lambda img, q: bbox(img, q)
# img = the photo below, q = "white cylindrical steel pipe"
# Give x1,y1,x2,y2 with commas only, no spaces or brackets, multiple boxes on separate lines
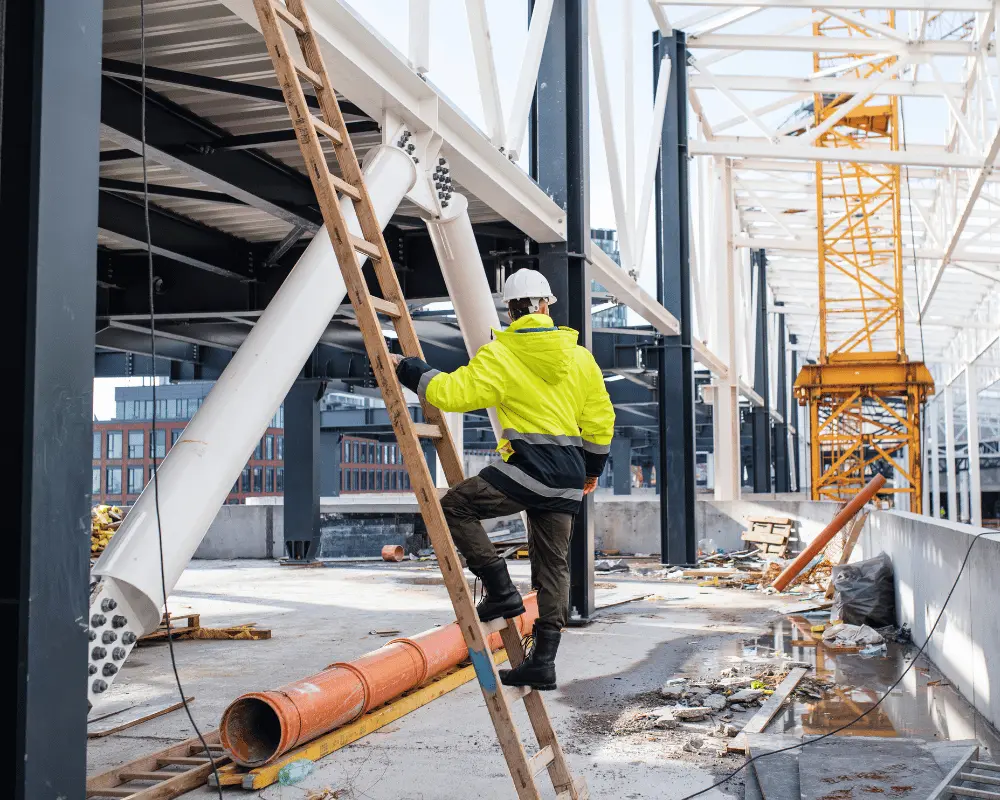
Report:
93,145,416,633
425,193,504,440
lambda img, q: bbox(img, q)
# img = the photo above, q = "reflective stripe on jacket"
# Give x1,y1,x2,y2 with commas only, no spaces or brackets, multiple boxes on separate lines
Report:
396,313,615,512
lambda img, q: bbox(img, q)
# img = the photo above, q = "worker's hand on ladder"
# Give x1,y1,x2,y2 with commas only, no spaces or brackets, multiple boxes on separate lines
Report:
389,352,403,368
583,477,598,495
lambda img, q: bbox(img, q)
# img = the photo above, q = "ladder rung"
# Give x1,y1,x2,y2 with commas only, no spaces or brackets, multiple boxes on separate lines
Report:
349,235,383,260
156,757,210,766
87,790,136,799
118,771,175,782
528,746,555,777
190,743,225,753
370,297,402,318
330,173,361,201
504,685,533,702
312,115,343,145
949,789,1000,799
974,764,1000,773
412,423,442,439
482,617,509,635
271,1,306,34
962,773,1000,788
294,62,324,90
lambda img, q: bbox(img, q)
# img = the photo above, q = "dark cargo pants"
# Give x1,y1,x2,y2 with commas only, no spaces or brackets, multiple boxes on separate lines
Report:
440,475,574,631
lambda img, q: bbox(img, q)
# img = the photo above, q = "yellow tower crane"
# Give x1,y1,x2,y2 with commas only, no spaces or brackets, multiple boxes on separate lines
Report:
793,10,934,512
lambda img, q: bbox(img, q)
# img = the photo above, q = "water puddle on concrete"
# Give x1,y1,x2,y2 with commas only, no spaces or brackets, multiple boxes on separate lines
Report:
687,613,999,753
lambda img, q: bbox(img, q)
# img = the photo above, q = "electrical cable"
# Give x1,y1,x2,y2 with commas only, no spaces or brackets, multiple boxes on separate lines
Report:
678,525,995,800
139,2,224,795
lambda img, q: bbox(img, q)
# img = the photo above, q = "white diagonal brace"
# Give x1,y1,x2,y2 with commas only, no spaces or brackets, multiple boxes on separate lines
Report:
635,55,671,276
648,0,672,35
589,0,634,272
692,59,780,142
920,123,1000,315
464,0,506,147
408,0,430,75
505,0,553,160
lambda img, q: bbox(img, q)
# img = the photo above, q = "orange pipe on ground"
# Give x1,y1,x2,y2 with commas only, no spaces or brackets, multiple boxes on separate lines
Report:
381,545,404,562
220,593,538,767
770,474,886,592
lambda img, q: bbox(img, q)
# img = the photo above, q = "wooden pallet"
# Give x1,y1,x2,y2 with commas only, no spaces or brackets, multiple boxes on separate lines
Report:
138,612,270,644
249,3,587,797
742,516,793,556
86,733,229,799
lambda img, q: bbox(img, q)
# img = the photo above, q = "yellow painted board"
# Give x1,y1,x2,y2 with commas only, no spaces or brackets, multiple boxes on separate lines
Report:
222,650,509,790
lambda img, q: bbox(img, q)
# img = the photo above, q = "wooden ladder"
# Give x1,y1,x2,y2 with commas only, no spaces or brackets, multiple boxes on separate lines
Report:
250,2,587,798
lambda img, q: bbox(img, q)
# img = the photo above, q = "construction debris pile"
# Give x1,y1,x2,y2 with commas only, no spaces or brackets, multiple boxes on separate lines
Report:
610,661,813,758
91,505,123,557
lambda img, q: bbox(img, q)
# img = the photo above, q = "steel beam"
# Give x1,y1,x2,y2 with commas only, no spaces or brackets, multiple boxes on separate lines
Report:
532,0,595,620
751,250,773,493
773,308,790,492
100,77,322,232
944,383,958,521
966,366,982,527
2,0,101,795
655,31,697,565
98,191,253,279
612,436,633,495
284,379,326,562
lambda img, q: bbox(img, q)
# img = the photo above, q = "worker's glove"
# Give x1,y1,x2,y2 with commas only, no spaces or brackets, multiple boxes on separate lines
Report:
583,477,598,496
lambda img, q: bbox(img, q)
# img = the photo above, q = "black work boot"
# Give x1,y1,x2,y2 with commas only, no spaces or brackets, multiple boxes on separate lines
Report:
471,559,525,623
499,623,560,691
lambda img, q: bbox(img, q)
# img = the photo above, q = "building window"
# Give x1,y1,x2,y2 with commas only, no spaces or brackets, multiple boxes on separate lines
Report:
149,429,166,459
116,401,125,419
92,467,101,494
127,430,144,459
265,435,274,460
277,435,284,460
242,467,251,493
252,466,263,493
276,467,284,492
368,444,375,463
352,470,359,491
106,466,122,495
361,470,368,491
403,472,410,490
271,404,284,428
127,466,144,494
149,464,156,481
376,471,383,491
391,471,398,490
352,442,359,463
106,431,123,460
93,432,101,460
265,467,274,492
369,469,375,490
253,438,262,460
171,429,182,446
360,443,367,464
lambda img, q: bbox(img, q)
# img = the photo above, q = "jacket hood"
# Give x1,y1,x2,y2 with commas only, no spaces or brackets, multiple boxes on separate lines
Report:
494,314,579,385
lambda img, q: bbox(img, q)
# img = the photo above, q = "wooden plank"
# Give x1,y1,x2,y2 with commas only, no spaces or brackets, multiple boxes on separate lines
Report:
330,173,361,201
528,746,555,776
742,529,789,545
369,296,401,318
270,1,305,33
87,790,136,798
127,761,227,800
311,115,343,145
293,61,324,89
222,654,508,790
117,771,176,781
727,667,808,754
412,422,442,439
156,757,210,766
87,697,192,738
747,516,792,525
349,234,382,260
87,731,222,792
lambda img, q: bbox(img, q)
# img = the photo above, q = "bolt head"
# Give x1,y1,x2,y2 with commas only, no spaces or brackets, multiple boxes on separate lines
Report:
92,680,108,694
112,615,128,629
89,664,98,676
91,647,107,660
102,663,118,677
101,598,118,612
91,614,106,628
102,631,117,644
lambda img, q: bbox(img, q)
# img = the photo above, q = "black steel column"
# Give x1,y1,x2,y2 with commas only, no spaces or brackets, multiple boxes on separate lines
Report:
750,249,772,493
319,431,342,497
654,32,697,565
612,435,632,495
2,0,101,796
790,342,801,491
531,0,594,620
773,307,790,492
284,380,325,561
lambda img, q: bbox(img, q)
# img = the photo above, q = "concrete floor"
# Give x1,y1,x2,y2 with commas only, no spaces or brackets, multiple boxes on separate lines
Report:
86,560,809,799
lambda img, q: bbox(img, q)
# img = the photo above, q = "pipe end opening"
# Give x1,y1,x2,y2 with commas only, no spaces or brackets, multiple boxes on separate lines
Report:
223,697,283,767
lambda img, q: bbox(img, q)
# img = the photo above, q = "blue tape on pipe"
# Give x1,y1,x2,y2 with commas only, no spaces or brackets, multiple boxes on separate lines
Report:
468,647,497,694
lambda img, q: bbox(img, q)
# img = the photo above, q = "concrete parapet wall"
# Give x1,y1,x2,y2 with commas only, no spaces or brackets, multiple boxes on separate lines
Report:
195,505,284,559
860,510,1000,735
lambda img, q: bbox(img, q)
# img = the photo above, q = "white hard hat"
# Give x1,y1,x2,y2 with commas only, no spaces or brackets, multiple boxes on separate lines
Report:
502,268,557,305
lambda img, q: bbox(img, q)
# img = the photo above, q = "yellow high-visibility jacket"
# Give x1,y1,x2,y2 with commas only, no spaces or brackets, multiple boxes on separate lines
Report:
396,314,615,512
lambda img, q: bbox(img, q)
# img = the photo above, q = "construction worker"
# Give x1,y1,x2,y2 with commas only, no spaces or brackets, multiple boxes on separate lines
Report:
392,268,615,690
